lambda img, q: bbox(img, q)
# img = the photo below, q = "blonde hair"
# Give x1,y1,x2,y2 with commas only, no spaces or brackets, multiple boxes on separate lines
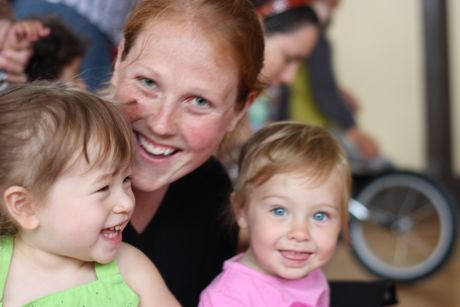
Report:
233,121,351,236
0,81,133,234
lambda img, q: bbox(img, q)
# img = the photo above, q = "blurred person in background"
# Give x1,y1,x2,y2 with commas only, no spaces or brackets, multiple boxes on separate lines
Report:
25,16,86,89
221,0,320,180
0,0,49,90
289,0,381,164
13,0,138,91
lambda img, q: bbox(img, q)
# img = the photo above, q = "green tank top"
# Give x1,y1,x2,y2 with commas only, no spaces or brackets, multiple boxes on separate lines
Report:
0,236,139,307
289,62,330,128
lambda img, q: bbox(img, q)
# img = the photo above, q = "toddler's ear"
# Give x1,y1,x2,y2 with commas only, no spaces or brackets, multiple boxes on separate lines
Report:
230,192,248,229
3,186,39,230
237,213,248,229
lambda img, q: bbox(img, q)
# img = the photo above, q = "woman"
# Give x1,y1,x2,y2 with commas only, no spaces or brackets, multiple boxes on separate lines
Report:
106,1,265,306
223,0,319,176
248,0,320,131
256,0,320,86
223,0,320,237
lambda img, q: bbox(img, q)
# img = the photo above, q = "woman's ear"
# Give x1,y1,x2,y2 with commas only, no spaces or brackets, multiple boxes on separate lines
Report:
111,39,126,86
3,186,39,230
227,91,259,133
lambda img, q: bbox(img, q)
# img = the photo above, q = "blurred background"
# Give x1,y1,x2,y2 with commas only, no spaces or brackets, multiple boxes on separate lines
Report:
329,0,459,185
326,1,459,306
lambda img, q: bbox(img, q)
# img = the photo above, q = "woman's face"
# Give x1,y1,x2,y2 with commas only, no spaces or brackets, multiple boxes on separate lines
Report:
111,19,247,192
261,25,318,86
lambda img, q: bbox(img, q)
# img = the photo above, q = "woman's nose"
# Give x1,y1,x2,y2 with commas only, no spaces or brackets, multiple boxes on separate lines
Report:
146,98,178,136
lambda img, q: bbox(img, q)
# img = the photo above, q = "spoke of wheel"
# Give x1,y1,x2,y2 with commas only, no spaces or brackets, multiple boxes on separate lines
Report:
394,234,410,265
407,231,435,257
377,189,401,218
397,188,420,218
407,202,437,224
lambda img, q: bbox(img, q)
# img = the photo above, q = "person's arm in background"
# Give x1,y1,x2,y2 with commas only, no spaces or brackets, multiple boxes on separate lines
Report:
0,0,49,87
307,29,379,160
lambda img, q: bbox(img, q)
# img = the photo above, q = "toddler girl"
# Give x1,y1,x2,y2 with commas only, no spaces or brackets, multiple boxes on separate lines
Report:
200,121,351,307
0,82,179,306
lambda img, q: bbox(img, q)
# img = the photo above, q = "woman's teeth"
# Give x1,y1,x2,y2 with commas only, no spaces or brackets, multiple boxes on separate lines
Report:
139,135,175,156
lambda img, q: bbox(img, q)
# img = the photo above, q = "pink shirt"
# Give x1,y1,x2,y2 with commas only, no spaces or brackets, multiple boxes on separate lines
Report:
199,254,329,307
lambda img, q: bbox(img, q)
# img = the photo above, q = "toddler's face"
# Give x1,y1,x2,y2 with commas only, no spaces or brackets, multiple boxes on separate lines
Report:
238,170,344,279
32,153,134,264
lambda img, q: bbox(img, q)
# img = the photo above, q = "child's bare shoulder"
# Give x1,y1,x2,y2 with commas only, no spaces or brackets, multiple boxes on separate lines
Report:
116,242,181,307
116,242,163,285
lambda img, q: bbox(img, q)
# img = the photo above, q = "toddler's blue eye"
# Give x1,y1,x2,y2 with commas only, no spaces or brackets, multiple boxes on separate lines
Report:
271,207,287,216
313,212,328,222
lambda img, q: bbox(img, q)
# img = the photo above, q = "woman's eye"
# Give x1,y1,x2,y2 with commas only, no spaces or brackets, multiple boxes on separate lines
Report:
191,96,210,108
271,207,287,217
123,176,132,184
138,77,157,89
313,212,329,222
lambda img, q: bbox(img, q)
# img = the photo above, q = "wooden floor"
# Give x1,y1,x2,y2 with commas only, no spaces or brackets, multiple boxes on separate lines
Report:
324,236,460,307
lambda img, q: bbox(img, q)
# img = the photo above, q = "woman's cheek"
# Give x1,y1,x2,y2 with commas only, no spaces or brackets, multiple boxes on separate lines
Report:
184,117,227,151
115,90,146,123
122,102,144,123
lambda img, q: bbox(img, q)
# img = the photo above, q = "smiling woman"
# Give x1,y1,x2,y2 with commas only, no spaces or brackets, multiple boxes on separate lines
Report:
103,0,265,306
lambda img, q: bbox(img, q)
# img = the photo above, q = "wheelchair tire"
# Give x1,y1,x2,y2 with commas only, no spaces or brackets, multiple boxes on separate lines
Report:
349,170,458,282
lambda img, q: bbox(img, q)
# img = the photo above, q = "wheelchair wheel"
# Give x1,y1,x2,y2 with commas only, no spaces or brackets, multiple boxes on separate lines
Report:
349,170,458,282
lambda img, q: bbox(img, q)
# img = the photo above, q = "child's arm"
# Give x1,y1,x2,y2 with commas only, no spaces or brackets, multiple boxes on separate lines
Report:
0,47,29,83
117,242,181,307
0,20,49,84
4,19,50,51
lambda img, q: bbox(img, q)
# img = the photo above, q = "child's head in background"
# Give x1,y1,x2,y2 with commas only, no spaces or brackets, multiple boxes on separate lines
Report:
26,16,87,89
232,121,351,279
0,81,133,264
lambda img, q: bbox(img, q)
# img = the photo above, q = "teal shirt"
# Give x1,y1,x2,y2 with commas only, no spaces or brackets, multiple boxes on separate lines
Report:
0,236,139,306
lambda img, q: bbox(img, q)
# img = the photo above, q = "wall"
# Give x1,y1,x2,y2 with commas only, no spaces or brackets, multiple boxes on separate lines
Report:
449,0,460,175
328,0,425,171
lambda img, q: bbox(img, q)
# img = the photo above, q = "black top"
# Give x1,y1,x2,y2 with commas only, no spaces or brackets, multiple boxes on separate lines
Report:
306,29,356,130
123,158,238,307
